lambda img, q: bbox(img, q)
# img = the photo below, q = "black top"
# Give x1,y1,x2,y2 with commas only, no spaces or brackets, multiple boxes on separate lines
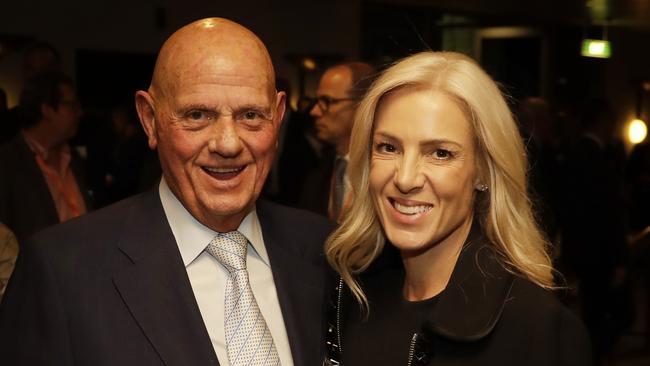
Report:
328,224,593,366
341,267,440,365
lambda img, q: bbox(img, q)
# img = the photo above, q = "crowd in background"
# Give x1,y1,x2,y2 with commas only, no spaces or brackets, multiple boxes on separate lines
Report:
0,40,649,364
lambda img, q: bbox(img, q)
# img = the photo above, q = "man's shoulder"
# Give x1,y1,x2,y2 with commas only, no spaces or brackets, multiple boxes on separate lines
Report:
0,136,28,163
258,200,335,231
257,200,336,251
28,191,157,252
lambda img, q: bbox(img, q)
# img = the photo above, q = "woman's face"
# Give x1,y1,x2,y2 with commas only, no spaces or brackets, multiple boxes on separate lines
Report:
369,88,478,255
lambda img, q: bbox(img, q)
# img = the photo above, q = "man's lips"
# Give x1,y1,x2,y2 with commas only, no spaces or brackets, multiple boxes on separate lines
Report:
201,165,246,180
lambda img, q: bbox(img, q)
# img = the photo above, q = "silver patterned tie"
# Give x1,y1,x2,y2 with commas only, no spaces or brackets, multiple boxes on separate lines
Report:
206,231,281,366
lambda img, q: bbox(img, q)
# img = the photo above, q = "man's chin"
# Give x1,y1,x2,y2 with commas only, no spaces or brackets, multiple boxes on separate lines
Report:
315,129,328,141
195,198,255,231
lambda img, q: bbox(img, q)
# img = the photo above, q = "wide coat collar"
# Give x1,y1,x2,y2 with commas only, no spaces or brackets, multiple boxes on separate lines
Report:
364,222,515,343
424,224,515,341
111,190,324,366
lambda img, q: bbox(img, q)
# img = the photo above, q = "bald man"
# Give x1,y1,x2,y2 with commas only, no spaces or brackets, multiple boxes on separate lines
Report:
0,18,334,366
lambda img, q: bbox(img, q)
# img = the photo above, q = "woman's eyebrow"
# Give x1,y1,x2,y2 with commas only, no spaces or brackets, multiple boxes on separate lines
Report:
373,131,462,148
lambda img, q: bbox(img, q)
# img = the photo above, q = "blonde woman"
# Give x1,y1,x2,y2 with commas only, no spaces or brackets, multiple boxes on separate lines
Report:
324,52,591,366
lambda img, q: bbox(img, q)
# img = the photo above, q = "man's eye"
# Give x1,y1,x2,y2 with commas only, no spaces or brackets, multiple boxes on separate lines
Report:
187,110,207,120
243,111,260,120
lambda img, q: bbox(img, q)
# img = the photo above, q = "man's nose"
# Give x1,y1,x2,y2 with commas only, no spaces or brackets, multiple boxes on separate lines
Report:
394,151,425,194
207,119,244,157
310,103,323,118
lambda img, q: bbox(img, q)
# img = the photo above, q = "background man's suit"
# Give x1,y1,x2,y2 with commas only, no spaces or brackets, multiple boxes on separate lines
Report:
0,134,92,243
0,189,334,365
298,147,335,217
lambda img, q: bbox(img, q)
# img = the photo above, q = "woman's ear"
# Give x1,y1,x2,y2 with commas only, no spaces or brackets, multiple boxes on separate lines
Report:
474,156,490,192
475,183,489,192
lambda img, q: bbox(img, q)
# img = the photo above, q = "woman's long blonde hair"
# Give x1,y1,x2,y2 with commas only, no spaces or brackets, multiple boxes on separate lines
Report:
325,51,555,308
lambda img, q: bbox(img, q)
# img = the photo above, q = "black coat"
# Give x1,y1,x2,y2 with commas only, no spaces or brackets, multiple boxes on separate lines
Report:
0,189,335,365
327,227,593,366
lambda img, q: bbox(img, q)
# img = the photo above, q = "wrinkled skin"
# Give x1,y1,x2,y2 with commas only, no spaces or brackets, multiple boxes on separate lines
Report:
136,18,286,232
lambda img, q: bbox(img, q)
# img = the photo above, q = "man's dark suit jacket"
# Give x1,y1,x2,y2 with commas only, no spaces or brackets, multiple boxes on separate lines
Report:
298,148,335,218
0,189,334,365
0,134,93,243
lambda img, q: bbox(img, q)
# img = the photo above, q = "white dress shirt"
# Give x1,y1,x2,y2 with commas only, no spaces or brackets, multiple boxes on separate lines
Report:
159,179,294,366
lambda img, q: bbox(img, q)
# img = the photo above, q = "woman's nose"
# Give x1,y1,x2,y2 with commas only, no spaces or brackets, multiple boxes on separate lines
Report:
394,152,425,193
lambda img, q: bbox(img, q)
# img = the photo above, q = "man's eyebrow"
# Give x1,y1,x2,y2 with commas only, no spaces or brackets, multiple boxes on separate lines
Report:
178,103,219,112
177,103,272,114
237,103,272,111
233,104,273,115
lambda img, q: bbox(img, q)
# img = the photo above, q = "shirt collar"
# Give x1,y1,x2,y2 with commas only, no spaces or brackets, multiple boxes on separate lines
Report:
158,178,270,267
21,130,71,161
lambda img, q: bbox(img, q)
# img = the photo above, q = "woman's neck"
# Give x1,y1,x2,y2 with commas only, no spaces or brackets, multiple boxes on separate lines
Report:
401,216,473,301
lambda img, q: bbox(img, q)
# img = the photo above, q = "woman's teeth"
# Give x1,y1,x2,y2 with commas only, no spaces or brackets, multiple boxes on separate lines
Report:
393,201,432,215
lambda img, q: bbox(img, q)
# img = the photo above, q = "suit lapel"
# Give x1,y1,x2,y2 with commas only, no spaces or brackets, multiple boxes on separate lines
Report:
257,201,326,366
14,136,60,223
112,190,218,366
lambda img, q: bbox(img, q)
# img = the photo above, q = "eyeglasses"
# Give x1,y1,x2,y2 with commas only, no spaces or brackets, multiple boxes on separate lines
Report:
314,95,358,112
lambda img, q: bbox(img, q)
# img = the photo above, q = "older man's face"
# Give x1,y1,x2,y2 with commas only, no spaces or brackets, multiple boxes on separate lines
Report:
139,21,285,231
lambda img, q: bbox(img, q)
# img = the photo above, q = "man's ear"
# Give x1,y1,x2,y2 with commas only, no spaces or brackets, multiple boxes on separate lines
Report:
274,90,287,128
135,90,158,150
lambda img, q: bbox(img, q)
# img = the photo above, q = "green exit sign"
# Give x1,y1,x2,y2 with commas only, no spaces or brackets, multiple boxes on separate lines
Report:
581,39,611,58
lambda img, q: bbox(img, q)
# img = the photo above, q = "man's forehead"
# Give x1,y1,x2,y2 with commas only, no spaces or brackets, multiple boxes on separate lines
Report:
177,50,269,77
175,74,273,100
180,72,269,86
161,64,274,104
319,67,353,93
156,55,272,100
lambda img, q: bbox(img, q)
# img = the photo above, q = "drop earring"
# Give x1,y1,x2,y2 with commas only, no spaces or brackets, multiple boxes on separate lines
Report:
476,184,488,192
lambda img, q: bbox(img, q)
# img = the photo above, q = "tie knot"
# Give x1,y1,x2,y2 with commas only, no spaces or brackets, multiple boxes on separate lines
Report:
206,231,248,273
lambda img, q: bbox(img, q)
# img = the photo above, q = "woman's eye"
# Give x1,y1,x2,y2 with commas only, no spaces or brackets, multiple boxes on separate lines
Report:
434,149,452,159
376,142,396,153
